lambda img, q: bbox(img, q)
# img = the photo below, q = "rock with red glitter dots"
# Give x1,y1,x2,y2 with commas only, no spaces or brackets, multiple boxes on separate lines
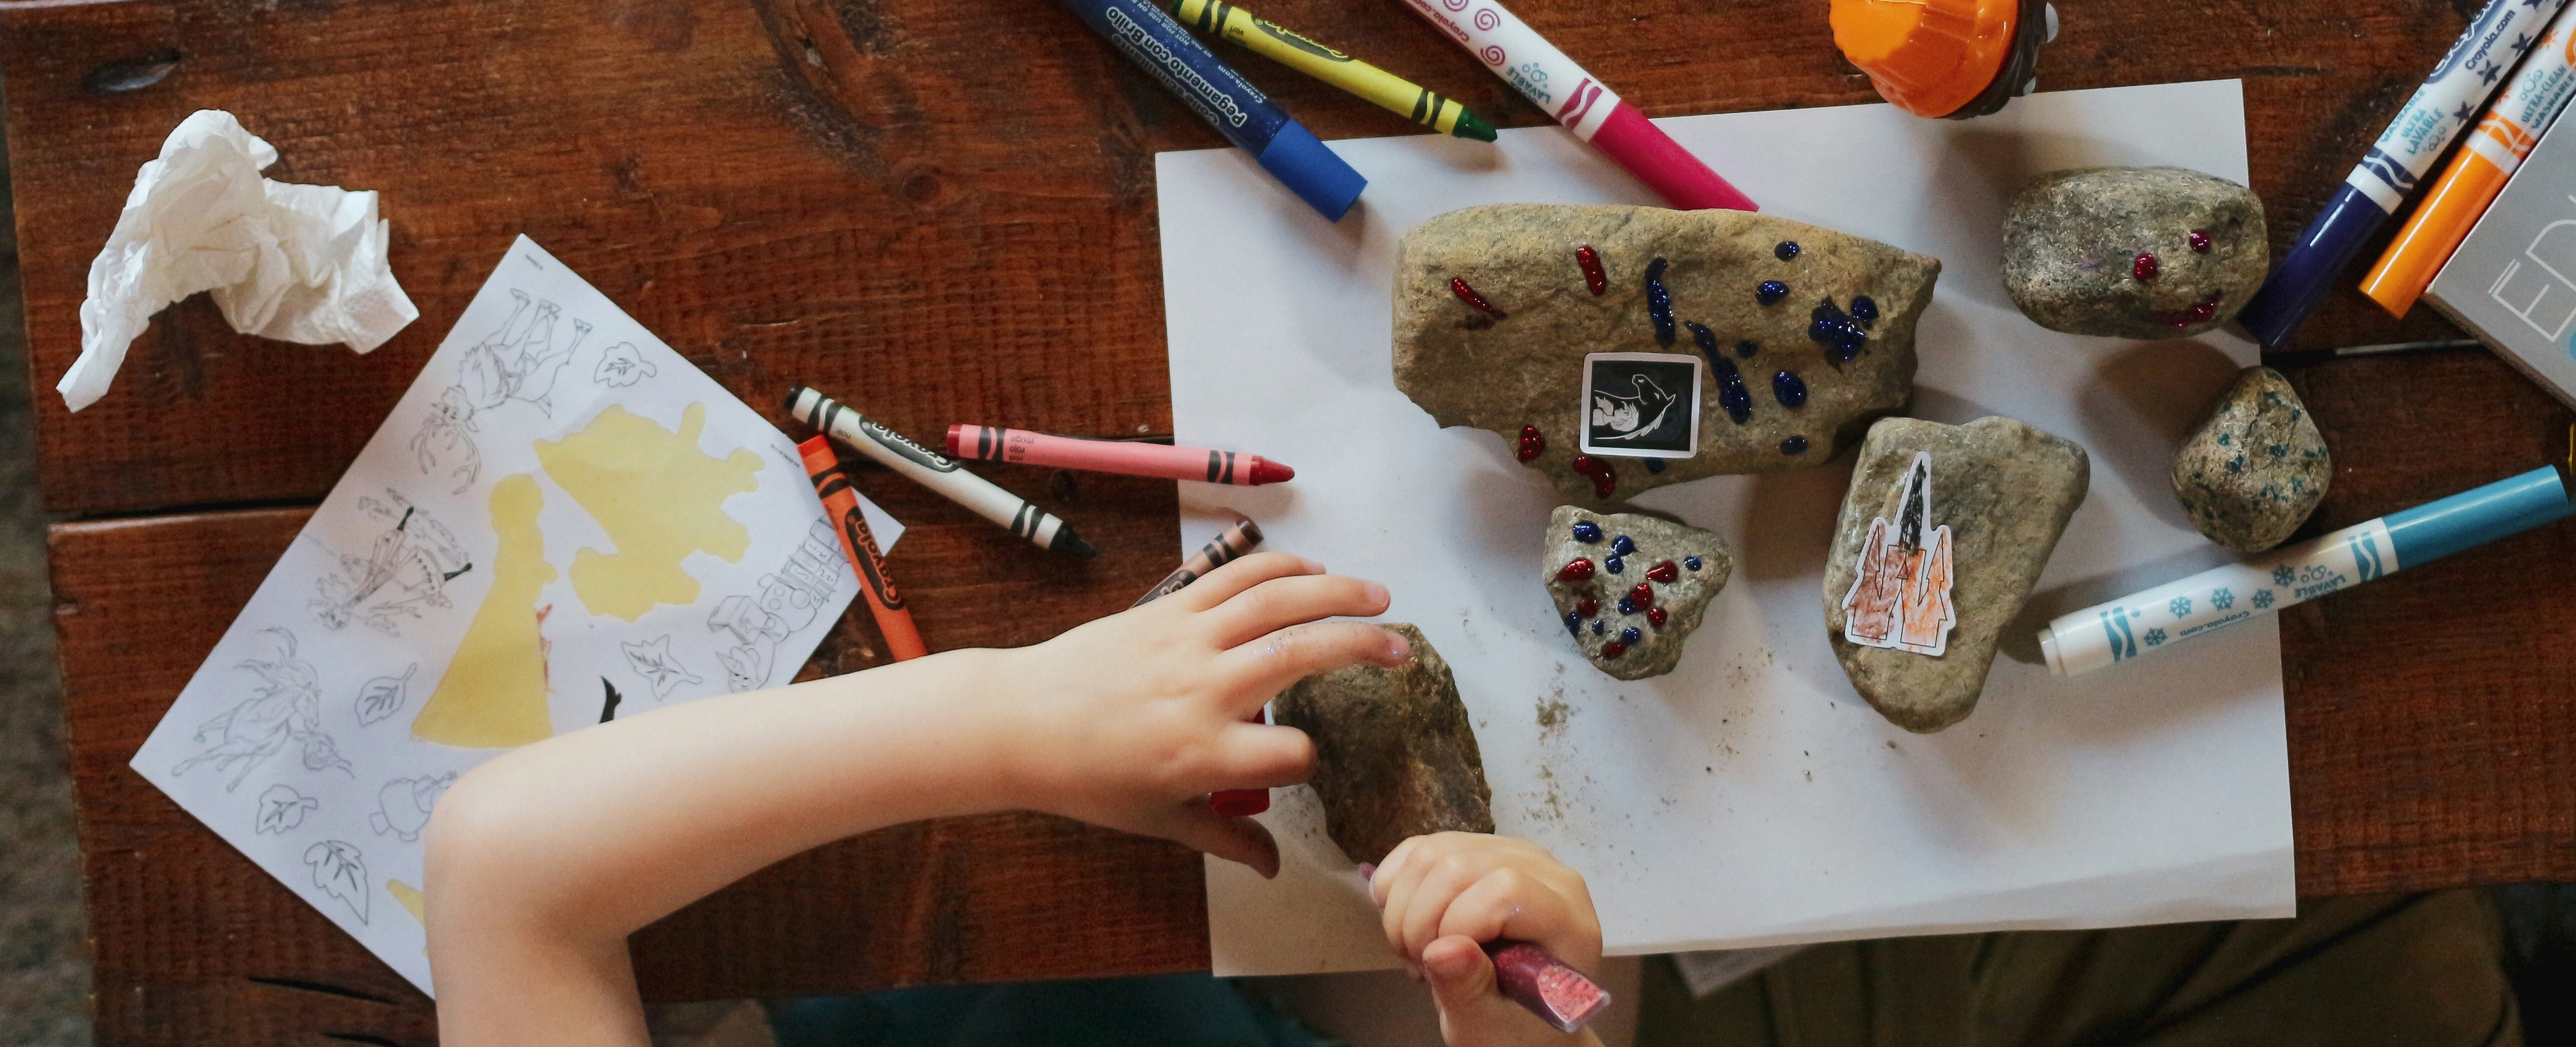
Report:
1542,505,1734,680
2002,166,2266,338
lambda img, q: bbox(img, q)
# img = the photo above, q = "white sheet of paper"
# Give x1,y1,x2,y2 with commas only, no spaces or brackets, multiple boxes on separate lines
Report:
131,236,891,993
1163,80,2294,975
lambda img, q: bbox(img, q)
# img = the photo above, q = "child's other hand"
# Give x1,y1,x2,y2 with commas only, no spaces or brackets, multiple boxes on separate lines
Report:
1369,833,1605,1047
1005,552,1406,879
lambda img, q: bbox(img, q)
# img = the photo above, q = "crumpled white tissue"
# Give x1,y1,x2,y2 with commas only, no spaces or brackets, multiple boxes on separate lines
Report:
61,109,419,412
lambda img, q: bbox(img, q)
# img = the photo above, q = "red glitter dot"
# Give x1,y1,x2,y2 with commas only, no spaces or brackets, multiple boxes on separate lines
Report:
1555,559,1596,582
1575,597,1598,618
1647,607,1669,628
1570,455,1617,498
1451,277,1507,319
1629,583,1654,609
1599,641,1627,659
2133,252,2160,282
2188,230,2213,253
1516,424,1546,463
2161,291,2225,328
1647,560,1679,583
1576,244,1607,296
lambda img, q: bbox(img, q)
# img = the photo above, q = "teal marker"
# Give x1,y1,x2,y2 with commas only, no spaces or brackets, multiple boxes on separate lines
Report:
2041,465,2573,675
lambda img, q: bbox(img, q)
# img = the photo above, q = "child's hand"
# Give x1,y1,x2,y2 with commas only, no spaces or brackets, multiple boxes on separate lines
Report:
1369,833,1605,1047
1002,552,1408,878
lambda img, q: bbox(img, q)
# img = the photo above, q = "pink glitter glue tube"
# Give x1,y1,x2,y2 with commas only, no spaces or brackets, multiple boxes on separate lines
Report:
1389,0,1755,211
1488,940,1614,1032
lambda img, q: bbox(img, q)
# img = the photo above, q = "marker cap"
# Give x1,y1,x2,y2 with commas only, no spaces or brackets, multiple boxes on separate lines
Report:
2383,465,2573,567
1588,103,1759,211
2358,149,2512,317
2234,183,2391,350
1257,120,1367,221
1831,0,2048,118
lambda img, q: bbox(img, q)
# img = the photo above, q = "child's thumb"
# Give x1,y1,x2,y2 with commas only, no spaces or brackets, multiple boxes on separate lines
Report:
1423,935,1497,1013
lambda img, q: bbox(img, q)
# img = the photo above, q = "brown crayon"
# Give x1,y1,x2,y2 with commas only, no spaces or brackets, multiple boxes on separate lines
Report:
801,436,928,661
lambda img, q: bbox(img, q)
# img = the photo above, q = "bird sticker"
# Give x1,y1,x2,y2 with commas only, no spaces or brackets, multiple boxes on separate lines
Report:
1579,353,1702,457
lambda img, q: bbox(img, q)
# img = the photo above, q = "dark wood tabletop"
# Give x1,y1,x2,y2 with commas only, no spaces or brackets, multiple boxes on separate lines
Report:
7,0,2574,1042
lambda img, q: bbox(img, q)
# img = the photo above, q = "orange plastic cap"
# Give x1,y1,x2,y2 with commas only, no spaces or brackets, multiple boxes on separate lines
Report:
1831,0,2020,118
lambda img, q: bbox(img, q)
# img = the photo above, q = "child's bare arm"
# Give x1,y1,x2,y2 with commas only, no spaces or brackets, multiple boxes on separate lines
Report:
425,552,1406,1046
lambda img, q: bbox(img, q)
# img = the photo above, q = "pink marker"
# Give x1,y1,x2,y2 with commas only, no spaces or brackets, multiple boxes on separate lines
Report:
1389,0,1756,211
948,425,1295,486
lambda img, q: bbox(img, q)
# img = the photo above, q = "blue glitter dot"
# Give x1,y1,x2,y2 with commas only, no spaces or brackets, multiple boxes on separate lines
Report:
1781,435,1809,454
1757,281,1789,305
1566,611,1582,634
1611,535,1636,556
1645,458,1666,474
1645,258,1675,346
1604,556,1625,574
1684,556,1703,571
1571,520,1602,544
1808,299,1868,365
1617,597,1637,615
1773,370,1808,408
1850,295,1878,322
1775,240,1800,260
1592,620,1606,636
1687,321,1720,365
1621,627,1643,645
1736,340,1758,358
1710,355,1753,424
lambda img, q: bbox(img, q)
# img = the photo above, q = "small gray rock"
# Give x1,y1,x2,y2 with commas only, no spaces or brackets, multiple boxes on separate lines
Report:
2003,166,2266,339
1395,204,1941,506
1542,505,1734,680
1822,416,2088,732
2171,367,2330,553
1273,624,1493,866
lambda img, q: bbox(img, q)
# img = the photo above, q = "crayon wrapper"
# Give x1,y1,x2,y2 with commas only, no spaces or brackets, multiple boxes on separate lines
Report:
2044,520,2396,676
1389,0,1620,139
1075,0,1290,153
2347,0,2571,210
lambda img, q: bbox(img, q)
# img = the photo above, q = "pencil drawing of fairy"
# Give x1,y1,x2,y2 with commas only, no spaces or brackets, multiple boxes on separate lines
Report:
173,627,354,792
311,489,473,636
412,289,592,492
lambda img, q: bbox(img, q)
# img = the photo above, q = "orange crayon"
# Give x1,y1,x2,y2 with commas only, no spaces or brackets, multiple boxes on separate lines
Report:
2364,8,2576,316
800,436,928,661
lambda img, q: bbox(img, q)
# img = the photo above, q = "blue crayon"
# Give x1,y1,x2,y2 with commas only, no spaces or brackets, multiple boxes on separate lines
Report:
2236,0,2571,350
1061,0,1366,220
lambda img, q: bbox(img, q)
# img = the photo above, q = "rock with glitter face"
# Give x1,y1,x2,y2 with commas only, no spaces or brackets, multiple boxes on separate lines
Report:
1393,204,1940,507
2002,166,2267,339
1543,505,1734,680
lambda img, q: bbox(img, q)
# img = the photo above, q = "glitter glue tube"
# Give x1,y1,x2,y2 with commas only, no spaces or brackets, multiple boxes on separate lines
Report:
2236,0,2570,350
1062,0,1367,220
2362,5,2576,317
800,436,929,661
2039,465,2573,676
1133,515,1269,815
1386,0,1757,211
785,386,1098,559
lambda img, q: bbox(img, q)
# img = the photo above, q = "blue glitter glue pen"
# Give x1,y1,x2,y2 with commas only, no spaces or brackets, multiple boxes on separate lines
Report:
1061,0,1366,219
2040,465,2573,676
2235,0,2570,350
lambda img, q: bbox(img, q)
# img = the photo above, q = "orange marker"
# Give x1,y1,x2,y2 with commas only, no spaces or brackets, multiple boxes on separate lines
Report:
800,436,928,661
1831,0,2056,119
2363,9,2576,317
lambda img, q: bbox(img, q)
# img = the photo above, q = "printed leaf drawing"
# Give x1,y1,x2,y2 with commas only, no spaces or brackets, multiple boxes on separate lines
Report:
706,521,846,692
592,341,657,387
369,772,456,843
173,628,354,791
312,490,472,636
1840,451,1957,657
354,663,419,727
620,635,703,698
302,840,372,924
411,290,591,492
255,784,318,835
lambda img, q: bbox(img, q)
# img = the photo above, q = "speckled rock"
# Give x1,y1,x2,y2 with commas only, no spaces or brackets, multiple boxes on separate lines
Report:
2171,367,2330,553
1823,416,2088,732
1394,204,1941,506
1541,506,1733,680
1272,624,1492,866
2002,166,2266,339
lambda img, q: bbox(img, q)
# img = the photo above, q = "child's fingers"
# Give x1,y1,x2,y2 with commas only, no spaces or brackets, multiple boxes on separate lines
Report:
1203,574,1393,649
1440,868,1582,958
1142,801,1283,879
1218,622,1410,710
1395,852,1523,961
1168,552,1324,613
1215,721,1316,789
1421,934,1504,1024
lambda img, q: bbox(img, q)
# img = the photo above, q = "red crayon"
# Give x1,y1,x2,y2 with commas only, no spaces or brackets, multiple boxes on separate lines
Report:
800,437,929,662
1135,515,1270,816
947,425,1295,486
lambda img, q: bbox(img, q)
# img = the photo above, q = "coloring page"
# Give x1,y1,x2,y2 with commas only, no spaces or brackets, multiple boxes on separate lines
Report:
131,236,897,994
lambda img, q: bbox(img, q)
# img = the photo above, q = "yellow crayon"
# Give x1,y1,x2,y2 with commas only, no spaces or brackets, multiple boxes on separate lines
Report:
1168,0,1498,141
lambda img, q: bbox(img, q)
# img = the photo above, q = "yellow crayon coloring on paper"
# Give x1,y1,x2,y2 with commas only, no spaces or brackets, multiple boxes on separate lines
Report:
1168,0,1497,140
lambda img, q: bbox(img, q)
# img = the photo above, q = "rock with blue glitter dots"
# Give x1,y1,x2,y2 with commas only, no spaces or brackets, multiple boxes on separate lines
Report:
2170,366,2329,553
1392,204,1940,505
1543,505,1734,680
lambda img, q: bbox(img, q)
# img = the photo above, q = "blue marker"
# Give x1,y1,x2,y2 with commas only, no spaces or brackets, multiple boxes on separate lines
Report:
2040,465,2573,675
2234,0,2569,350
1061,0,1366,219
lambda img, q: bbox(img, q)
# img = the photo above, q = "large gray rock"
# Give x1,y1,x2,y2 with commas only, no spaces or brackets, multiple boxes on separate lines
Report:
1395,204,1941,506
2171,366,2330,553
1272,624,1492,865
1822,417,2088,732
2003,166,2266,339
1541,505,1734,680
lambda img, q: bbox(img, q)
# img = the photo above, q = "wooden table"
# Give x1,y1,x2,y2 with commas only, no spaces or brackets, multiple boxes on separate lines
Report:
6,0,2572,1042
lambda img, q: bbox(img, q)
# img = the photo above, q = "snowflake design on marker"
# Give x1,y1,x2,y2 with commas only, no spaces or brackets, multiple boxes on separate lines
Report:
2273,565,2297,588
2144,628,2167,647
2169,596,2192,617
2251,590,2276,609
2211,588,2235,611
